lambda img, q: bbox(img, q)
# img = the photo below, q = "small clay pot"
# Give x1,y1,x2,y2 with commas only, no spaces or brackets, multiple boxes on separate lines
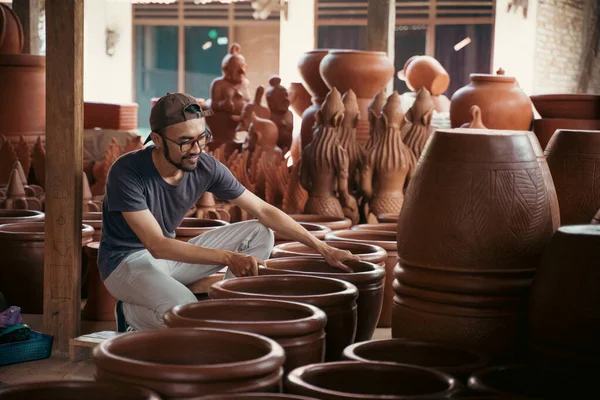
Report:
209,274,358,362
530,94,600,120
376,213,398,223
287,214,352,231
263,258,385,342
197,394,317,400
0,209,44,225
93,327,285,398
164,298,327,374
285,361,463,399
342,339,489,381
274,222,331,246
270,240,386,267
350,223,397,232
175,218,229,241
0,380,162,400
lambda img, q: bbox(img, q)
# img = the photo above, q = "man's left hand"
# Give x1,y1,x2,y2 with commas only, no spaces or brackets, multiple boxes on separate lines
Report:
318,244,360,273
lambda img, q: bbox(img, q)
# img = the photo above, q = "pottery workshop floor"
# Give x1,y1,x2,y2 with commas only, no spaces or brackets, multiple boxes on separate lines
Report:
0,313,392,385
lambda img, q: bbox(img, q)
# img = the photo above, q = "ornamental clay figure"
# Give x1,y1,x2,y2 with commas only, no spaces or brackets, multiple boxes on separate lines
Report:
403,87,435,160
339,89,364,199
265,75,294,152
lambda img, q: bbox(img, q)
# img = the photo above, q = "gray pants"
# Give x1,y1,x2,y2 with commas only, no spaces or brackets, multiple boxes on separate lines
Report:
103,220,274,331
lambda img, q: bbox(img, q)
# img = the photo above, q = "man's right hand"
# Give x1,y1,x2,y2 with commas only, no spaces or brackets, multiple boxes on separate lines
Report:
225,252,263,277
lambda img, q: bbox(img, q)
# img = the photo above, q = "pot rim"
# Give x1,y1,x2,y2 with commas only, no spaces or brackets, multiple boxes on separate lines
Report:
0,380,162,399
326,50,388,57
395,259,537,275
0,209,44,220
271,240,387,263
350,223,397,232
0,222,94,241
324,230,397,251
198,393,318,400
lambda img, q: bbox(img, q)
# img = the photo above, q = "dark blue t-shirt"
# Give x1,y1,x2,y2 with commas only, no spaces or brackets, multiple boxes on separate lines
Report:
97,145,245,280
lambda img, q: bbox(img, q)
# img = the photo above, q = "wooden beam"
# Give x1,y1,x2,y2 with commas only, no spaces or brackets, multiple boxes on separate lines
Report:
43,0,84,354
367,0,395,93
11,0,41,55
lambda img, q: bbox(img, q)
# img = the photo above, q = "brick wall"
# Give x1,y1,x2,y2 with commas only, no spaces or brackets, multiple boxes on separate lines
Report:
533,0,600,94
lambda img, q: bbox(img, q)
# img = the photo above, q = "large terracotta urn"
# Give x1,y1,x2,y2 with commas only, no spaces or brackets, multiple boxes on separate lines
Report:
285,361,463,400
394,129,555,360
93,327,285,398
274,222,330,246
0,209,44,224
286,214,352,231
175,218,229,241
0,380,161,400
209,274,358,362
263,258,385,342
319,50,395,144
270,240,386,268
450,68,533,131
164,298,327,374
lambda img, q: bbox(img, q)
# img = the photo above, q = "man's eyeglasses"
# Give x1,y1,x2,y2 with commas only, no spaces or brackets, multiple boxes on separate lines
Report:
161,127,212,153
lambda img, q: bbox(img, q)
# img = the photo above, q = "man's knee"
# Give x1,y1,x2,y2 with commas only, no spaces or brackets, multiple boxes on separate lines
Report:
253,221,274,248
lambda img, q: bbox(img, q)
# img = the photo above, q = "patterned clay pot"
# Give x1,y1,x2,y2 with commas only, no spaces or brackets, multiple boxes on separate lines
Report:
175,218,229,241
164,298,327,374
274,222,331,246
0,209,44,225
209,274,358,362
285,361,463,399
0,380,162,400
270,240,386,268
262,258,385,342
350,223,397,232
287,214,352,231
93,327,285,398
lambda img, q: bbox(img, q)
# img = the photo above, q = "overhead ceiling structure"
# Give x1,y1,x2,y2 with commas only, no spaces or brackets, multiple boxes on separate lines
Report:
131,0,286,20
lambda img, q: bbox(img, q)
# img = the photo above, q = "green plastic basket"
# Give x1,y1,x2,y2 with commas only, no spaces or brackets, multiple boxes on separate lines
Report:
0,331,53,366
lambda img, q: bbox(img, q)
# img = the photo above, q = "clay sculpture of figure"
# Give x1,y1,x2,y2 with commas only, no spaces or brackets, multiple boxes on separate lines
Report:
236,86,271,145
365,91,387,150
361,91,416,223
403,88,436,160
461,105,487,129
339,90,365,201
0,169,42,210
300,88,357,221
266,75,294,152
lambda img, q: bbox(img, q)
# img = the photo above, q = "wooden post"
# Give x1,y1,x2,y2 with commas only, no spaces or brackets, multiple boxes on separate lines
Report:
43,0,84,354
11,0,41,55
367,0,396,93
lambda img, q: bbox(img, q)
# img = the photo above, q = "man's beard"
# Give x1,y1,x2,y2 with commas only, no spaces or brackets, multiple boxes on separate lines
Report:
162,143,198,172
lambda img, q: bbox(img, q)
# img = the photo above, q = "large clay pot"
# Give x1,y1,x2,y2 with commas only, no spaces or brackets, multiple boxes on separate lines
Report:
209,274,358,362
274,222,331,246
164,298,327,374
175,218,229,241
320,50,395,144
287,214,352,231
394,129,555,360
262,258,385,342
82,242,116,321
288,82,312,117
530,94,600,120
270,240,387,268
0,222,94,313
0,209,44,225
343,339,489,381
545,129,600,225
93,327,285,398
532,118,600,150
528,225,600,377
0,380,162,400
350,223,397,232
285,361,463,399
198,394,317,400
0,4,24,54
324,229,397,328
450,69,533,131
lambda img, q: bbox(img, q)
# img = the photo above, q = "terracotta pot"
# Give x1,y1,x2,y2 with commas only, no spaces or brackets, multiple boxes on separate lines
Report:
403,55,450,96
450,68,533,131
320,50,395,144
274,222,331,246
532,118,600,150
288,82,312,117
164,298,327,374
285,361,463,399
0,209,44,224
209,274,358,362
270,240,386,268
342,339,489,381
324,229,397,328
530,94,600,120
545,129,600,225
262,258,385,342
394,129,555,360
0,380,162,400
0,222,94,313
287,214,352,231
350,223,397,232
376,213,398,223
198,394,317,400
175,218,229,241
83,211,103,241
82,242,116,321
0,4,24,54
93,327,285,398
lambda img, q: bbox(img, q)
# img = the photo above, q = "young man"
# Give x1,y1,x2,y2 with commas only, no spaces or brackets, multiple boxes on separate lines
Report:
98,92,358,332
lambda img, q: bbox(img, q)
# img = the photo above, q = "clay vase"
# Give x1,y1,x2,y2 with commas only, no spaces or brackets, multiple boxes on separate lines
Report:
198,394,317,400
82,242,116,322
209,274,358,362
351,223,397,232
376,213,398,223
0,222,94,313
285,361,463,400
343,339,489,381
450,68,533,131
274,222,331,246
324,229,397,328
270,240,386,268
320,50,395,144
527,225,600,377
93,327,285,398
175,218,229,241
0,4,24,54
394,129,555,360
288,82,312,117
402,55,450,96
544,129,600,225
286,214,352,231
0,380,162,400
262,258,385,342
0,209,44,224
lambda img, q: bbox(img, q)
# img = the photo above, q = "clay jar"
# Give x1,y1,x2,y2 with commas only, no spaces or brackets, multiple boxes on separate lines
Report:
198,395,317,400
262,258,385,342
175,218,229,241
93,327,285,398
324,229,397,328
285,361,462,400
0,209,44,224
270,240,387,268
394,129,555,360
0,380,162,400
209,274,358,362
320,50,395,144
350,223,397,232
286,214,352,231
274,222,331,246
544,129,600,225
0,222,94,313
450,69,533,131
343,339,489,381
0,4,24,54
164,298,327,374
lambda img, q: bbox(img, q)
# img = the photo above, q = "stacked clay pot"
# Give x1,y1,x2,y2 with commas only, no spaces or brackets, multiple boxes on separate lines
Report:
0,222,94,313
274,222,331,246
544,129,600,225
0,380,162,400
164,298,327,374
93,327,285,398
209,274,358,362
0,209,44,224
287,214,352,231
175,218,229,241
262,258,385,342
324,229,397,328
394,129,555,360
